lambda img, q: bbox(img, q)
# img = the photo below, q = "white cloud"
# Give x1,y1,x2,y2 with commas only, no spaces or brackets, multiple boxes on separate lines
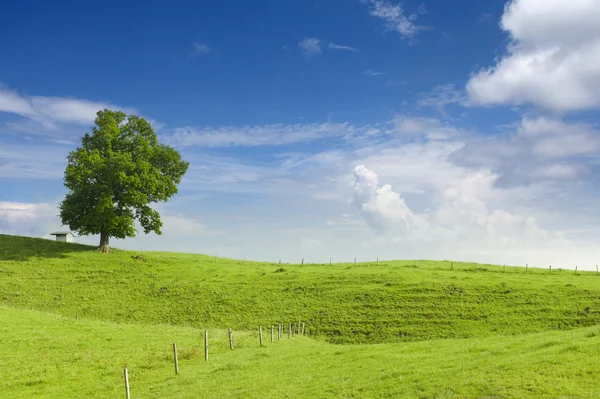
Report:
327,43,360,52
298,37,322,56
0,83,136,139
0,201,59,236
352,165,413,232
364,69,387,76
298,38,359,56
454,116,600,185
164,122,355,147
193,42,211,55
418,84,466,114
348,165,570,257
364,0,428,42
467,0,600,112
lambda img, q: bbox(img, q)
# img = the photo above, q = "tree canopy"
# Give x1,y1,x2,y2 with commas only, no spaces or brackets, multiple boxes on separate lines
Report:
59,109,189,252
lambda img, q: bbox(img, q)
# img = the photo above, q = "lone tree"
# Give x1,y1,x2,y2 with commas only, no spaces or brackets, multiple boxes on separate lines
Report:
59,109,189,253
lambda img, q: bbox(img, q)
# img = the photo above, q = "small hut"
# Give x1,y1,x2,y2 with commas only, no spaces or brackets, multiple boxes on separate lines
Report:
50,231,74,243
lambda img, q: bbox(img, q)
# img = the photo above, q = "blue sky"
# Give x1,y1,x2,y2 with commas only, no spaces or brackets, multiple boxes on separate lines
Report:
1,0,600,269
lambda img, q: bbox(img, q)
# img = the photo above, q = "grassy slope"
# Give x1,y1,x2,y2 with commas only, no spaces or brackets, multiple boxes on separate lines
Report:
1,235,599,345
2,306,600,398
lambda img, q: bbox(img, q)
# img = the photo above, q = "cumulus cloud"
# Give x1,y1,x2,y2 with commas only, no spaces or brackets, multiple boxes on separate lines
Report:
352,165,413,233
467,0,600,112
348,162,568,255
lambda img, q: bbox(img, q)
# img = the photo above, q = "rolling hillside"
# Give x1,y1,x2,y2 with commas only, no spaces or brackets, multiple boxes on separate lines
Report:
1,234,600,397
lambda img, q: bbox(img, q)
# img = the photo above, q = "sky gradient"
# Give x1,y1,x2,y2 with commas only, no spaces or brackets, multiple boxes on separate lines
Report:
1,0,599,269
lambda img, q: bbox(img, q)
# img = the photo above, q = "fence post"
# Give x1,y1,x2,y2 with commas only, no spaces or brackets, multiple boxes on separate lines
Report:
204,330,208,361
124,368,130,399
354,257,356,265
228,328,233,350
173,343,179,374
597,265,599,275
377,257,379,265
278,323,282,341
451,262,454,270
301,258,304,265
329,257,332,265
271,325,274,342
549,265,552,272
526,264,528,272
259,326,263,346
575,265,578,274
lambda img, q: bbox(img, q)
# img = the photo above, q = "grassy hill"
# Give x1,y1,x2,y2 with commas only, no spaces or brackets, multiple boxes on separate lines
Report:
3,306,600,398
1,234,600,397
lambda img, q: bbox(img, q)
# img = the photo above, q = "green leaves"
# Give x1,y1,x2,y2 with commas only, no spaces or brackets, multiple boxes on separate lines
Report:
59,109,189,246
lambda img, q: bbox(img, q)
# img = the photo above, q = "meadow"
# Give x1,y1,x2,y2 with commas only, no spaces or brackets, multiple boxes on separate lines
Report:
1,234,600,397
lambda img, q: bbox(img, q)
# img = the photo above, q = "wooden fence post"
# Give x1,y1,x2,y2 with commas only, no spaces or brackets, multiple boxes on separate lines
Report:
526,264,528,272
124,368,130,399
228,328,233,350
301,258,304,265
575,265,578,274
329,257,332,265
596,265,599,275
259,326,263,346
173,343,179,374
549,265,552,272
377,257,379,265
354,257,356,265
271,325,274,343
204,330,208,361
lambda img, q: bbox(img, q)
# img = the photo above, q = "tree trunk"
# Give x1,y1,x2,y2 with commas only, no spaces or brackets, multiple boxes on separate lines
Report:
98,231,111,253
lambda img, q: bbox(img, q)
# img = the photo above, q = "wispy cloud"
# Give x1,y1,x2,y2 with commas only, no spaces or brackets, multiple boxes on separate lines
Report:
299,38,322,56
193,42,211,55
164,122,358,148
478,12,493,23
418,84,466,115
327,43,360,52
298,38,359,56
364,0,429,42
364,69,387,76
0,83,137,141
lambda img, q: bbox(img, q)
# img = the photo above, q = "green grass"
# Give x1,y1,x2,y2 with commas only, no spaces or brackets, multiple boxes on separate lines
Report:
1,234,600,397
1,234,599,345
2,306,600,398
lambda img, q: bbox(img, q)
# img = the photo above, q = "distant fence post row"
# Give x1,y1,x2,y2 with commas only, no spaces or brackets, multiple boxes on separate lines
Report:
122,321,306,398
